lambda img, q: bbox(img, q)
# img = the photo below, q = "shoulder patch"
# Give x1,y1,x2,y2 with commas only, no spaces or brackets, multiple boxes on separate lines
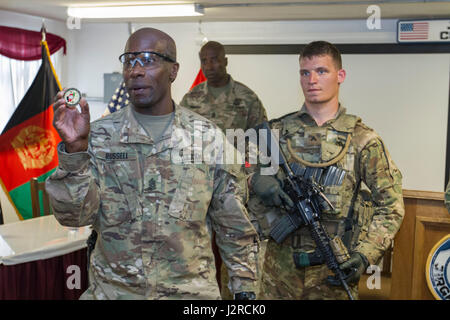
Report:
351,122,380,153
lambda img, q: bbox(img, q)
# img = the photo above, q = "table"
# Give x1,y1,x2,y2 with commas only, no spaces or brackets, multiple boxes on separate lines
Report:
0,215,91,299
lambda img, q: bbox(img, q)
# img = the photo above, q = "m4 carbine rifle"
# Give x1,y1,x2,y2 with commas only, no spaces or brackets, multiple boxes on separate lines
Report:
256,121,355,300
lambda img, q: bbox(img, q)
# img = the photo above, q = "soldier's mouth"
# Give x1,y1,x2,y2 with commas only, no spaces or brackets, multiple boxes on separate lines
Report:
205,73,217,79
130,87,149,94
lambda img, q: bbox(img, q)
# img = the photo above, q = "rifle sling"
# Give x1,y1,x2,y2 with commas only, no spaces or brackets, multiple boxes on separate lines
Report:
343,179,361,249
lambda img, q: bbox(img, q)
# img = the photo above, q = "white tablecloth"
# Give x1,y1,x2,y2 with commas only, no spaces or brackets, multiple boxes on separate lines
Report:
0,215,90,266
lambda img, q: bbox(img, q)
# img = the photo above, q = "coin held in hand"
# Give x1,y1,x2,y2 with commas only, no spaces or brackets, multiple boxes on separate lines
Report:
64,88,81,107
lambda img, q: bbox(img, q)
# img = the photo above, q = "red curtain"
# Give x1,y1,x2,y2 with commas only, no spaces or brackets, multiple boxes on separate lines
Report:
0,248,88,300
0,26,66,61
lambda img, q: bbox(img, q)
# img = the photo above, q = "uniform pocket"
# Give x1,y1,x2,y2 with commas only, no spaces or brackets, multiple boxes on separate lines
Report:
352,199,374,246
321,185,343,215
96,154,140,227
167,164,212,222
99,191,133,227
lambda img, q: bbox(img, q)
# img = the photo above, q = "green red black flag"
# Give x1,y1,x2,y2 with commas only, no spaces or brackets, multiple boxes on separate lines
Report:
0,41,62,221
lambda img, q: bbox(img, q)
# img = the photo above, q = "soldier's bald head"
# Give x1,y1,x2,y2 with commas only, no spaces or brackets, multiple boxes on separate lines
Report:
200,41,225,58
125,28,177,62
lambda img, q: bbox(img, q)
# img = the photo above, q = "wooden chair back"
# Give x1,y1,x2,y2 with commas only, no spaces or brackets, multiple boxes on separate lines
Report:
30,177,51,218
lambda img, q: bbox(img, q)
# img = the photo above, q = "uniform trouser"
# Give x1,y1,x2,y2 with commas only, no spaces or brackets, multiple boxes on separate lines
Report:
258,239,359,300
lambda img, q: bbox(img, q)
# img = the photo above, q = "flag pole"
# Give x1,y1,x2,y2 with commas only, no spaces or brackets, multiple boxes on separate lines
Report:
39,22,62,91
41,19,46,42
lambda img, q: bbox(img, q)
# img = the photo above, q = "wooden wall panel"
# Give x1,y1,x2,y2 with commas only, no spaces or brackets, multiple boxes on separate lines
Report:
411,217,450,300
390,190,449,300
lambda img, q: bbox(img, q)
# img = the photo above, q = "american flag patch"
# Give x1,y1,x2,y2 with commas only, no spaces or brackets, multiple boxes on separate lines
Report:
399,22,429,40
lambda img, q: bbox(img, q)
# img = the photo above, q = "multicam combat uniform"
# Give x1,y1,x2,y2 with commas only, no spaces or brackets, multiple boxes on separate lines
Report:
45,104,259,300
248,105,405,300
179,76,267,133
180,76,268,299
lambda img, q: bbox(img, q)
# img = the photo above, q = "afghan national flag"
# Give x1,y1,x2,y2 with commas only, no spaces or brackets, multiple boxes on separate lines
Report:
189,68,206,90
0,41,62,221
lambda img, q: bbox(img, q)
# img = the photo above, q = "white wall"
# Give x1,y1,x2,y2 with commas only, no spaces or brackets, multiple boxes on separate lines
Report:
1,13,448,223
341,54,448,193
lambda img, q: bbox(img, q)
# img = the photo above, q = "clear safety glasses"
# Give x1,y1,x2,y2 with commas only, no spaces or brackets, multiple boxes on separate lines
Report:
119,51,176,69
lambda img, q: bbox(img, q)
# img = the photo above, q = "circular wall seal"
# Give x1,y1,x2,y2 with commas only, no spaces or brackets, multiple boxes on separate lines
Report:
426,234,450,300
63,88,81,106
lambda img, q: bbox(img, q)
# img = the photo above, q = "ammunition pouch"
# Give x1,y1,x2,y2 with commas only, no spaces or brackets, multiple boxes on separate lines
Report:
350,197,374,250
291,220,350,268
270,211,303,244
293,250,324,268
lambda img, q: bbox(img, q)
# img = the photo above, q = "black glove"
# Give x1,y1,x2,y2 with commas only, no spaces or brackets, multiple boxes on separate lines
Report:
250,171,294,208
234,292,256,300
339,252,369,284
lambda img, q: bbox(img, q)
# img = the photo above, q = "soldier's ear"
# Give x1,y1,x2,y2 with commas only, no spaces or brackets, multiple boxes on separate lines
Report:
337,68,346,85
169,62,179,83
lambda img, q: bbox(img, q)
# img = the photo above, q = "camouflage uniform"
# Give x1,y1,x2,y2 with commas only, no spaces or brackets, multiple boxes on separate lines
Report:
45,104,259,300
248,104,405,300
180,76,267,299
179,76,267,133
445,179,450,213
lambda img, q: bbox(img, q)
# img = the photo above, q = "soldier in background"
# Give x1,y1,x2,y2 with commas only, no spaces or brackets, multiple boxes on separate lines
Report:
180,40,267,135
46,28,258,300
247,41,405,299
180,40,268,299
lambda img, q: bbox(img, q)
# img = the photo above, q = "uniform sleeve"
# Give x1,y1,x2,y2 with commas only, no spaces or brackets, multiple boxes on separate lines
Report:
246,97,268,130
45,142,100,227
242,97,267,178
354,138,405,265
208,157,259,294
445,179,450,213
179,92,189,108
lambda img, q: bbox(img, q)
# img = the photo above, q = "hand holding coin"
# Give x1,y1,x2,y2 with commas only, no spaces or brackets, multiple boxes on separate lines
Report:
53,88,90,153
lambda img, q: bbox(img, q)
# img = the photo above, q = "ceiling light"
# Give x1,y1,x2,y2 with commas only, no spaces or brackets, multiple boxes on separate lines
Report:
67,4,204,19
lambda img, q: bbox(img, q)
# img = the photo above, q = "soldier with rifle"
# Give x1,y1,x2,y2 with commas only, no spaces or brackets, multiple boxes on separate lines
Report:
247,41,405,299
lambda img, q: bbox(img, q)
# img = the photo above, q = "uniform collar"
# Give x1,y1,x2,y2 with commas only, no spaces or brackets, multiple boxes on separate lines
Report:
198,75,236,103
119,105,151,144
298,103,345,121
295,103,356,133
119,102,192,151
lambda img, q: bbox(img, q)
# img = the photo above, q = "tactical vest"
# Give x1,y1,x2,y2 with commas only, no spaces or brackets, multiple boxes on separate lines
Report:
248,111,377,256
